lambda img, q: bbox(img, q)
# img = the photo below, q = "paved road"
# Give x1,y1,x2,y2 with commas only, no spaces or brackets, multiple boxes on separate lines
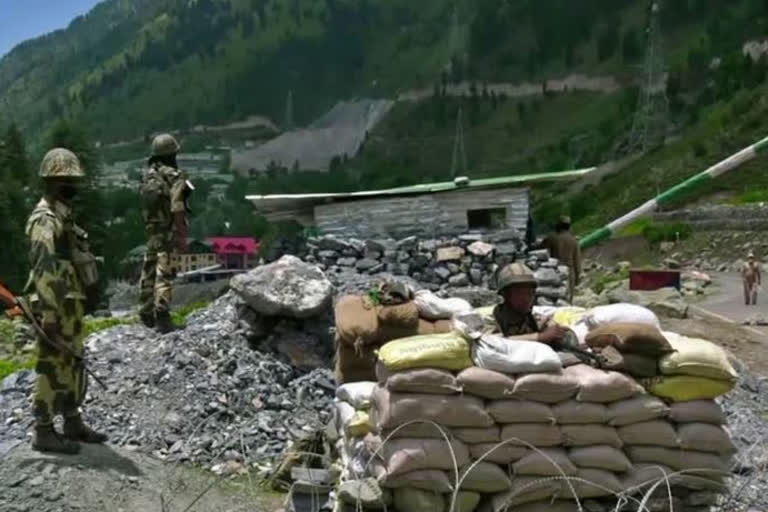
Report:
698,272,767,329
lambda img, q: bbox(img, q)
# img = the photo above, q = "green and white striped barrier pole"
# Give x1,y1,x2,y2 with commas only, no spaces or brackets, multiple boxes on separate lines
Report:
580,135,768,249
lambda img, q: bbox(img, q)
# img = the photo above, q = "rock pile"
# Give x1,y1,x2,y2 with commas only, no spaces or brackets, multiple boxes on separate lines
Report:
0,256,339,470
304,234,571,306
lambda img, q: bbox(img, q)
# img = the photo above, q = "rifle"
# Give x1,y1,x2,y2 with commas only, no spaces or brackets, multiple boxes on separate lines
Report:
0,281,108,390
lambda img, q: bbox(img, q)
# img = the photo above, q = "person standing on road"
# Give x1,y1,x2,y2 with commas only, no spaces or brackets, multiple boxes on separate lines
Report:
541,215,582,303
742,252,762,306
138,134,192,333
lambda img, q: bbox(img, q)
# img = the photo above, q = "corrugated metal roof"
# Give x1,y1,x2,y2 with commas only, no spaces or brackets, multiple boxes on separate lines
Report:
245,167,596,214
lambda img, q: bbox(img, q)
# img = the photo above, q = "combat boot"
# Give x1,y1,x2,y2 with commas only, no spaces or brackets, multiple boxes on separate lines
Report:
155,311,180,334
63,415,108,444
139,311,155,329
32,425,81,454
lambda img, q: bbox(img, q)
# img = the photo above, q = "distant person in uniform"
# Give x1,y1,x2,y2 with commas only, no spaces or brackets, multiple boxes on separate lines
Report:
541,215,582,303
138,133,192,333
742,252,761,306
494,263,566,345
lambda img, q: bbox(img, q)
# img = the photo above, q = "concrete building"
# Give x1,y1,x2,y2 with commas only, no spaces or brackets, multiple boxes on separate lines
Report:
245,168,596,239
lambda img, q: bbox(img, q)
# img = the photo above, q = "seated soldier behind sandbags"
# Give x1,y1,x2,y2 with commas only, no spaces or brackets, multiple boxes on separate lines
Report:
494,263,565,346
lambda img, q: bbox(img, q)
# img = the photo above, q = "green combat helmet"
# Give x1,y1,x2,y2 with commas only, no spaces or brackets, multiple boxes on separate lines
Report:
151,133,181,157
39,148,85,178
496,262,537,293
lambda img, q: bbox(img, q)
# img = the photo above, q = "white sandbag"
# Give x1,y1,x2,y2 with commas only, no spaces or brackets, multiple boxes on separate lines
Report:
336,382,377,409
335,400,356,431
473,334,562,374
585,303,660,329
414,290,472,320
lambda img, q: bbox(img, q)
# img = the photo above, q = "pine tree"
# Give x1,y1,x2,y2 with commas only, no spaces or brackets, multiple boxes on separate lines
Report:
0,124,31,291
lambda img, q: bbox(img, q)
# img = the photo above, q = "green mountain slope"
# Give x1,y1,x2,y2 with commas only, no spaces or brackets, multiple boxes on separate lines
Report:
0,0,702,142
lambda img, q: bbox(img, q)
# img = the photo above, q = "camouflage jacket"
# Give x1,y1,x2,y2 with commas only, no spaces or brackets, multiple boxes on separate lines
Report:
140,163,187,233
493,303,540,337
25,197,86,325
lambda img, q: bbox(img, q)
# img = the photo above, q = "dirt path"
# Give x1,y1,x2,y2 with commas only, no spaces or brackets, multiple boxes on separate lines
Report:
0,441,284,512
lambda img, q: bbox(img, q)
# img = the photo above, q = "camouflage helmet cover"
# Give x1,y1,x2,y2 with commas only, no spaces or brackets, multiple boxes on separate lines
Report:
151,133,181,157
497,262,537,292
39,148,85,178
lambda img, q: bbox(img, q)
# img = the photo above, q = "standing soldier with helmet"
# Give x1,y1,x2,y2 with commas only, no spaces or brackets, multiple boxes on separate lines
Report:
541,215,582,303
138,133,192,333
26,148,107,453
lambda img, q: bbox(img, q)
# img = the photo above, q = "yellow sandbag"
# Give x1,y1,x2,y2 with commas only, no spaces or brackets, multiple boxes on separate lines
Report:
645,375,734,402
659,332,738,381
377,332,473,371
552,307,587,327
346,411,372,438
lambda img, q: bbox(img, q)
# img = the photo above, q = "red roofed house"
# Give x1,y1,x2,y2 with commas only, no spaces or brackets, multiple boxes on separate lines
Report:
207,237,260,270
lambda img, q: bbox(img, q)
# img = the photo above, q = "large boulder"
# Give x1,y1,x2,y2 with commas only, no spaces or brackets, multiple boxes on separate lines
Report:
607,283,688,319
231,255,333,318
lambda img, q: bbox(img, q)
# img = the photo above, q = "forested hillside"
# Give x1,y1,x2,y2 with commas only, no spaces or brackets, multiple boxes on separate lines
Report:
5,0,766,143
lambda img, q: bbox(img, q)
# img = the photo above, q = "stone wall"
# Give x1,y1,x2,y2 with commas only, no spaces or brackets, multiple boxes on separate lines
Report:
314,187,529,239
304,232,571,306
654,204,768,231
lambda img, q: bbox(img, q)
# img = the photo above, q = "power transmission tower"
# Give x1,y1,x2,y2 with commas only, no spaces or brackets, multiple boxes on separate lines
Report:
451,106,468,178
284,90,294,130
616,1,669,157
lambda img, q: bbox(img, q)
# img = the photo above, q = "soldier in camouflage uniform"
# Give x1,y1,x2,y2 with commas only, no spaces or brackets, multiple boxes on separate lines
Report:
26,148,107,454
494,263,566,345
138,134,190,333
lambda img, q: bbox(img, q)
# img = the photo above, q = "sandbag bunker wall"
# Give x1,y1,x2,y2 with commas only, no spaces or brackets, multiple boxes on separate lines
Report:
331,335,738,511
303,234,570,305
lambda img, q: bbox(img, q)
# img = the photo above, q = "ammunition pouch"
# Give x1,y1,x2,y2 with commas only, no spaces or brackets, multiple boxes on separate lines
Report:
71,226,100,288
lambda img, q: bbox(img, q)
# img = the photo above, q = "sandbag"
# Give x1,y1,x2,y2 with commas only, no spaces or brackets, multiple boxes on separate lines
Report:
336,382,377,409
622,463,675,492
337,478,388,507
586,303,660,329
473,335,562,374
566,468,623,499
586,323,672,356
553,401,608,425
659,332,739,381
668,400,726,425
336,400,356,428
469,443,528,464
644,375,734,401
565,364,644,403
512,372,579,403
379,423,448,440
487,401,555,424
336,337,377,384
335,295,380,346
625,446,731,474
677,423,737,454
500,424,562,447
552,307,587,327
505,502,580,512
366,435,470,477
378,301,419,327
347,410,373,438
596,345,659,378
452,491,481,512
618,420,679,448
568,446,632,472
456,367,516,400
489,478,562,509
452,427,501,444
373,467,453,493
377,332,473,371
393,488,445,512
414,290,473,320
607,395,669,427
561,425,622,449
512,448,577,476
459,462,512,493
383,368,461,395
371,386,493,429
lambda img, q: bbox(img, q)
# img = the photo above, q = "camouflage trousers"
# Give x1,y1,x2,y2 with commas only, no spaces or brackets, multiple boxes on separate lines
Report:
139,232,176,316
34,299,86,426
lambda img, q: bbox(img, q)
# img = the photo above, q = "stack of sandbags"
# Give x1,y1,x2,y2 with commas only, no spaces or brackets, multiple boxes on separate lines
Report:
335,294,460,384
334,382,377,481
